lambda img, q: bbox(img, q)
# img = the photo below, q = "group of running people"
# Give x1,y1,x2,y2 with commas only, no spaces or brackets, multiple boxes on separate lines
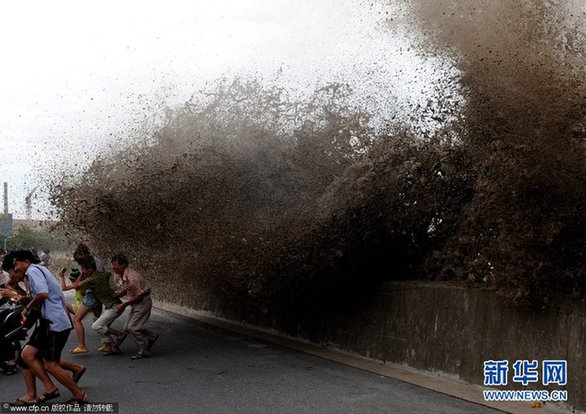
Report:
0,243,158,406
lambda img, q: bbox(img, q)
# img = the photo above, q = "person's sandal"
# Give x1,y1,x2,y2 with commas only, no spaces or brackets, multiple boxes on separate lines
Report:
37,389,61,404
66,392,89,404
114,333,128,347
97,344,110,352
130,352,149,359
10,398,36,406
70,346,89,354
5,363,17,375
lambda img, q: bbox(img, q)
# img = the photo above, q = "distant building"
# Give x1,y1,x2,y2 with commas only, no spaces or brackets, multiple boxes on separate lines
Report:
13,219,53,232
0,213,13,236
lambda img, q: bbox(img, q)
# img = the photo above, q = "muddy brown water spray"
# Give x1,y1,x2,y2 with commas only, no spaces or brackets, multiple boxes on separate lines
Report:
51,2,585,321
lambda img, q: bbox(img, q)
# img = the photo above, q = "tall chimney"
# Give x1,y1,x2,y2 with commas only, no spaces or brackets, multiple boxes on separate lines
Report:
3,182,7,215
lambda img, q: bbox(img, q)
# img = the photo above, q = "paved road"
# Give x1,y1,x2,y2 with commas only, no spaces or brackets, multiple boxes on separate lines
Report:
1,309,501,414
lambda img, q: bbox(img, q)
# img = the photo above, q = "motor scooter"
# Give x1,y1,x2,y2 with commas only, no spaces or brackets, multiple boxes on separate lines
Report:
0,297,38,372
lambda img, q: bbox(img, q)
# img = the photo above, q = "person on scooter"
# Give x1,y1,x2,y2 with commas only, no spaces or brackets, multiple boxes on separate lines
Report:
0,252,24,375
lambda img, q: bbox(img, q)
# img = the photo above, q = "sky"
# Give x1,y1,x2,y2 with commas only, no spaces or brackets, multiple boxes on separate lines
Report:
0,0,447,219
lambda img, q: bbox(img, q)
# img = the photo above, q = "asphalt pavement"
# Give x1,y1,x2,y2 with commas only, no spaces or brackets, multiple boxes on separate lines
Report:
1,308,502,414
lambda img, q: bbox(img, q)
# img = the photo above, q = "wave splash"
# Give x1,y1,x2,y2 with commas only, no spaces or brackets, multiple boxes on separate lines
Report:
52,2,585,319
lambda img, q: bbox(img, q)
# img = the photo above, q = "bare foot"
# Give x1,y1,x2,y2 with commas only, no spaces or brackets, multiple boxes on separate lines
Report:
11,396,37,406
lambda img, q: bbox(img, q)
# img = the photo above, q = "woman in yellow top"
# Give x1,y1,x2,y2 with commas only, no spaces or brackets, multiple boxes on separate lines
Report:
65,269,84,314
59,267,101,354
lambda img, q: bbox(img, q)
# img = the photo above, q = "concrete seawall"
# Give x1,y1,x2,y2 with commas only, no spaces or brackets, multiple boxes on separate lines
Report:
154,281,585,411
306,282,583,410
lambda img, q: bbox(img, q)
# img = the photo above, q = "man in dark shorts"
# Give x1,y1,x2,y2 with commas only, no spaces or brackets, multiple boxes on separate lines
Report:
11,250,88,406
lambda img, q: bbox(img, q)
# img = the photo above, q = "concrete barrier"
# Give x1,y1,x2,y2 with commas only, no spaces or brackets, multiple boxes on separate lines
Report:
295,282,584,412
156,280,585,412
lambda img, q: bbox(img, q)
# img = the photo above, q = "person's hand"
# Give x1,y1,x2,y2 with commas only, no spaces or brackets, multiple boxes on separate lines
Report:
21,305,29,318
1,289,17,299
10,294,27,305
116,303,126,315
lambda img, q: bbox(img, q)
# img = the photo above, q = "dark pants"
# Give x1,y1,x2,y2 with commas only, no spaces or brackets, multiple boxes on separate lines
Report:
125,296,157,355
18,322,71,368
